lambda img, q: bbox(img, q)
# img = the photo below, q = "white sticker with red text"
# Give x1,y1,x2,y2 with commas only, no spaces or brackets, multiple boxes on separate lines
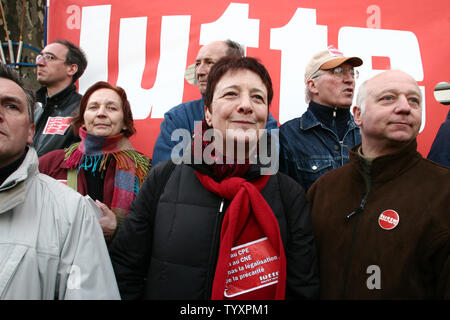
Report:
224,237,279,298
43,116,72,135
378,209,400,230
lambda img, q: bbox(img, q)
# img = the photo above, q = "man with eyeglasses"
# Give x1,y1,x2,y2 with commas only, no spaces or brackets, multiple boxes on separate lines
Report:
279,46,363,191
33,39,87,157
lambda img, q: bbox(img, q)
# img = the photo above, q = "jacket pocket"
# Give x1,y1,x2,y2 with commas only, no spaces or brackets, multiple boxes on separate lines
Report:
0,244,28,298
296,159,332,189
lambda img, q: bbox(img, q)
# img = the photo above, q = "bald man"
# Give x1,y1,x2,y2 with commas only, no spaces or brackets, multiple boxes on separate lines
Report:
151,40,278,166
307,70,449,299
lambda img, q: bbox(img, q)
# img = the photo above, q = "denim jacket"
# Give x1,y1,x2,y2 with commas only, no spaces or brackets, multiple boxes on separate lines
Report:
279,106,361,191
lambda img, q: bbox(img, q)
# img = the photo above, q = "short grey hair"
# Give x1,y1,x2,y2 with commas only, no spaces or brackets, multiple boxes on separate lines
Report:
305,69,324,103
224,39,245,57
0,64,36,123
355,79,369,115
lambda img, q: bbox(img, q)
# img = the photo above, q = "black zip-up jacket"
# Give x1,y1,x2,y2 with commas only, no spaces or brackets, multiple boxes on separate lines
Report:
110,161,320,299
33,84,81,157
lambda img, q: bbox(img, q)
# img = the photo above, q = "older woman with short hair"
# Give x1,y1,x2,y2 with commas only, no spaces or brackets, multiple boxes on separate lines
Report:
110,56,319,300
39,81,151,240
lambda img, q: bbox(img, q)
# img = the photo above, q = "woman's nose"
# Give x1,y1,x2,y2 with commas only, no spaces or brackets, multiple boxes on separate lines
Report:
237,95,253,114
96,105,107,116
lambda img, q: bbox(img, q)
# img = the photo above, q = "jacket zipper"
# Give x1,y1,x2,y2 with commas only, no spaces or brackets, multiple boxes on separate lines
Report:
331,108,337,132
342,190,369,298
205,198,226,298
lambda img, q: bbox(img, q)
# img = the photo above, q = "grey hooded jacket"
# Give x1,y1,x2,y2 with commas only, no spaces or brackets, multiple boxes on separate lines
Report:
0,147,120,299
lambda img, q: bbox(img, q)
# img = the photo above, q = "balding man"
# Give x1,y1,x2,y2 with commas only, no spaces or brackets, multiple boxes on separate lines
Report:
152,40,278,166
307,70,449,299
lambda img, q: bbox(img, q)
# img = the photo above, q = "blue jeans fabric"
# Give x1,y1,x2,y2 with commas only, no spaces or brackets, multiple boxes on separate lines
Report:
279,107,361,191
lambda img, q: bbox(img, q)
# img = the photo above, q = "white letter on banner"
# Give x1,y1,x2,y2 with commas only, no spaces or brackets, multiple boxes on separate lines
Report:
270,8,328,124
338,27,425,132
79,5,111,94
116,15,191,119
200,3,259,51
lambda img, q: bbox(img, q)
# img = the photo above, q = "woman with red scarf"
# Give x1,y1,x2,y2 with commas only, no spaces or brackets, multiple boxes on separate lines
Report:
39,81,151,241
110,57,319,299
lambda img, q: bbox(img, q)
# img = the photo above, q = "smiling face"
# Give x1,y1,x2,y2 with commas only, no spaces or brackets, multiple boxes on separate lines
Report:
82,88,127,137
0,78,34,168
308,62,356,108
353,70,422,158
205,69,268,157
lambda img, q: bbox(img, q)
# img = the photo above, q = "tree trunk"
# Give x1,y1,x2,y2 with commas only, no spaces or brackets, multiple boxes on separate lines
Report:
0,0,45,90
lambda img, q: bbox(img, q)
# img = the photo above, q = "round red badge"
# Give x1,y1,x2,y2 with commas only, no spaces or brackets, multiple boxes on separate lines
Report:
378,209,400,230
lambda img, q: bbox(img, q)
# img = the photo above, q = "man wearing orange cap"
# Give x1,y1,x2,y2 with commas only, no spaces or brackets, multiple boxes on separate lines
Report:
279,46,363,191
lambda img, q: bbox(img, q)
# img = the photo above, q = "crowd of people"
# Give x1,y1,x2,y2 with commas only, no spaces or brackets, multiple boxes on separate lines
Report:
0,38,448,300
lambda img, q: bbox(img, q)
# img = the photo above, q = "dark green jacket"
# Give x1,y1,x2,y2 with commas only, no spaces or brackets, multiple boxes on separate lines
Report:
308,140,450,299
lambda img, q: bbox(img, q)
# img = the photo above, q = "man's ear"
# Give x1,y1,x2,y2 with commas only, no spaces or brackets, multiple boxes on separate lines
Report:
353,105,362,126
306,79,319,95
67,64,78,78
27,123,35,145
204,105,213,126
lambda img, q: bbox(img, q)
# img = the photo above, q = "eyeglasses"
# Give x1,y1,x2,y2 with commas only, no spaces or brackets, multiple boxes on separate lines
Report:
328,66,359,79
35,53,64,64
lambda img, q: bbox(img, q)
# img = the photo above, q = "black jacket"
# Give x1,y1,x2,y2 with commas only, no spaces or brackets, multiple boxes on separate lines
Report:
110,161,319,300
427,109,450,167
33,84,81,157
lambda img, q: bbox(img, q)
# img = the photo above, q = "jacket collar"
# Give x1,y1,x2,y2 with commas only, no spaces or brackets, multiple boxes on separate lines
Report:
36,83,77,107
350,139,421,183
300,102,358,132
0,149,27,186
0,148,39,214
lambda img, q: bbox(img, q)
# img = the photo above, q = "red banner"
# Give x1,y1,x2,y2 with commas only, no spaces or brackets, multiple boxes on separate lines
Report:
47,0,450,158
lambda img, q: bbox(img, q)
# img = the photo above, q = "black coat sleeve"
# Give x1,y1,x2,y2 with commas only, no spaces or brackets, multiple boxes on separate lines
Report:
109,161,168,299
427,111,450,168
278,173,320,299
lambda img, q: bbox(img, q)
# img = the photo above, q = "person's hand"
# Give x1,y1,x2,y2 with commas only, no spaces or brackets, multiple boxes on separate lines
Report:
96,200,117,239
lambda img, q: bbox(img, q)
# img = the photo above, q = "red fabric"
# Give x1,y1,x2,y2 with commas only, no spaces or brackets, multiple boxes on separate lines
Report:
195,172,286,300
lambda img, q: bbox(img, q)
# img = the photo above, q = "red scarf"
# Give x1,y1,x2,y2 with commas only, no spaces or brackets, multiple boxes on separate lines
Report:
195,172,286,300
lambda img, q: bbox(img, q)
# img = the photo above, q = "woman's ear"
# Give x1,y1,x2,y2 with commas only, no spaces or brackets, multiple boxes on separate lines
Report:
205,105,213,126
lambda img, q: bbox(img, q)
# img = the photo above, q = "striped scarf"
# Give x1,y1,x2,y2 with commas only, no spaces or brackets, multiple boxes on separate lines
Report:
63,128,150,217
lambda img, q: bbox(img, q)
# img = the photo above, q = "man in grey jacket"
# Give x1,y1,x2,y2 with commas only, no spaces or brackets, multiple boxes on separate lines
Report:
0,64,119,299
